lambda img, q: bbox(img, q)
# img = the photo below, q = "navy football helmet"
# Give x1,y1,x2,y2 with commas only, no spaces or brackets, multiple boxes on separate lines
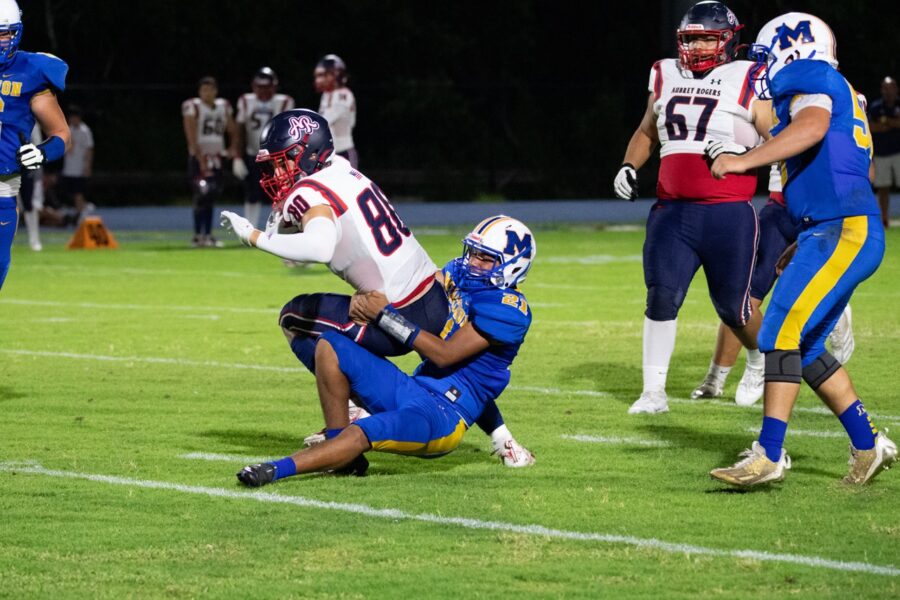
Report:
677,1,743,73
316,54,348,86
253,66,279,86
0,0,23,70
256,109,334,204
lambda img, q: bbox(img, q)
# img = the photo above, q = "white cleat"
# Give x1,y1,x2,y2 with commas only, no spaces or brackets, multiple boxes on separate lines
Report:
843,432,898,485
691,376,724,399
29,240,42,251
734,364,765,407
492,438,536,467
828,305,854,364
628,390,669,415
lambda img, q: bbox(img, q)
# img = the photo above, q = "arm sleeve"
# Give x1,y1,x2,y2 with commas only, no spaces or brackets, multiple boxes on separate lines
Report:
254,215,337,263
789,93,833,118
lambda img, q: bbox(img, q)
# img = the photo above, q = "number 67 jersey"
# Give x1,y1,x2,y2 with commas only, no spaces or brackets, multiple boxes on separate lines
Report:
650,58,762,202
279,154,437,304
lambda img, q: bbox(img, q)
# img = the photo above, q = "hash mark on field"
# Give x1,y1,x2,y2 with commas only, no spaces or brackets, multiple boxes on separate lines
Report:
561,434,671,448
744,427,844,438
2,462,897,577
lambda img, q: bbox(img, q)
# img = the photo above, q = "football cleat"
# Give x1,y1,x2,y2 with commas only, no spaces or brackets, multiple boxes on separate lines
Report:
330,453,369,477
628,390,669,415
691,375,724,399
710,441,791,487
303,400,370,447
492,438,536,467
843,432,898,485
236,463,276,488
734,364,765,407
828,305,854,365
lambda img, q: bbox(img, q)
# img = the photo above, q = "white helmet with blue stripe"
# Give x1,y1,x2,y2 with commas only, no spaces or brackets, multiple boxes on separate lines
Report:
749,12,838,99
0,0,22,70
460,215,536,290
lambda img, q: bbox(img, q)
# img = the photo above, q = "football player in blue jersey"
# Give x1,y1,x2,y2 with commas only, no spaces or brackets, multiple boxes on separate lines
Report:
0,0,70,290
236,216,536,486
707,13,897,486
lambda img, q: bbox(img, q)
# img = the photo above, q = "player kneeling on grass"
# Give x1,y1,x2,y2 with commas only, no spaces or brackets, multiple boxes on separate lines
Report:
237,217,537,486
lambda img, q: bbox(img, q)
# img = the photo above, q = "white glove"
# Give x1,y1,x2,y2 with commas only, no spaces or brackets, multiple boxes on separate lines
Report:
613,163,638,200
704,139,750,162
16,143,45,171
492,438,535,468
232,156,248,180
220,210,255,245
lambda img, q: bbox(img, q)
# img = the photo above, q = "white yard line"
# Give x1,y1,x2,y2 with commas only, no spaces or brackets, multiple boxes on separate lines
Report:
0,462,896,577
179,452,273,463
744,427,845,438
0,298,275,315
560,434,671,448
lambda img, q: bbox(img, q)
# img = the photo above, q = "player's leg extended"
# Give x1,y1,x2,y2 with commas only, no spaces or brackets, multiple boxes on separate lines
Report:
0,200,18,290
693,299,761,399
631,201,701,414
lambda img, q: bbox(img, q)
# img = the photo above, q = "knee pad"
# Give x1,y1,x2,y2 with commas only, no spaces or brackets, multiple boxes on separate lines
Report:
802,351,841,390
765,350,802,384
645,285,682,321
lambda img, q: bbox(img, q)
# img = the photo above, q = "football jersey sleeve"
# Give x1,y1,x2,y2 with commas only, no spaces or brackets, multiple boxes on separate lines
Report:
470,292,531,346
647,61,662,99
181,99,197,118
235,95,249,124
34,52,68,93
771,61,843,102
282,95,296,111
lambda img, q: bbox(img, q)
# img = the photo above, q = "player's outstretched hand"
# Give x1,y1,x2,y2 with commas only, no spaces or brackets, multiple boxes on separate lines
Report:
704,139,749,162
613,163,638,200
231,157,248,180
350,290,390,323
492,437,536,467
220,210,255,245
16,143,45,171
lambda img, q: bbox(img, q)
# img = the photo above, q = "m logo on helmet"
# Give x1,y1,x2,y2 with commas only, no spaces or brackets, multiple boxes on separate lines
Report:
775,20,814,50
504,231,533,258
288,115,319,139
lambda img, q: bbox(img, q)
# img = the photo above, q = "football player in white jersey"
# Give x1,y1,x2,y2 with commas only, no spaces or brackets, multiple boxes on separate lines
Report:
314,54,357,168
181,76,239,247
234,67,295,229
613,1,772,415
220,109,533,467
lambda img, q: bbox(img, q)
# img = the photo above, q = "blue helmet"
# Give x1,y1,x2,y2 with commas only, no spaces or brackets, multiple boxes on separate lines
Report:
255,109,334,204
677,1,743,73
452,215,536,290
0,0,22,70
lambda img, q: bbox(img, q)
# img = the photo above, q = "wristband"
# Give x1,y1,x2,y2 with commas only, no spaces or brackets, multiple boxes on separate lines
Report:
621,162,635,171
375,305,420,348
38,136,66,162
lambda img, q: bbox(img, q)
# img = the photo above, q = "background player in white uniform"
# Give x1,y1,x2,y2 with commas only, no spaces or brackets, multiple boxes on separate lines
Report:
181,76,238,247
220,108,534,466
613,1,772,414
314,54,357,168
233,67,294,228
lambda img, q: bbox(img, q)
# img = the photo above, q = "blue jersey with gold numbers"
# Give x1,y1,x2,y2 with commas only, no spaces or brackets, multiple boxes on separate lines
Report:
770,60,879,225
412,259,531,425
0,50,68,176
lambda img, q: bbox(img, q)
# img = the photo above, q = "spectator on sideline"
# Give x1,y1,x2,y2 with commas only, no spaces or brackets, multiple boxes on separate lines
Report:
868,76,900,228
59,105,94,225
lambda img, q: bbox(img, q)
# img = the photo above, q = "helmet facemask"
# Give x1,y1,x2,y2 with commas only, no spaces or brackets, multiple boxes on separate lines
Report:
0,21,22,69
257,144,311,206
677,27,739,73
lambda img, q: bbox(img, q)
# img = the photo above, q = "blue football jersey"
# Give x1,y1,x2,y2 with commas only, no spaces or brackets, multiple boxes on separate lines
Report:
0,51,68,176
413,260,532,425
769,60,878,225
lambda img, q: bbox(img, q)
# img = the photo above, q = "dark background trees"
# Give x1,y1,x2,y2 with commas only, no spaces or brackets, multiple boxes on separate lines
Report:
23,0,900,203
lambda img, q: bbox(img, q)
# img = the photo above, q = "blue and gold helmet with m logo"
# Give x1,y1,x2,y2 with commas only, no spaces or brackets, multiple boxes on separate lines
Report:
456,215,536,290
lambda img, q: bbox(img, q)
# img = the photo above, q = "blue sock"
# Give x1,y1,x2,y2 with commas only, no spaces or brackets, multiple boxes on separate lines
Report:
838,400,877,450
290,336,317,373
325,428,343,440
271,457,297,481
758,416,788,462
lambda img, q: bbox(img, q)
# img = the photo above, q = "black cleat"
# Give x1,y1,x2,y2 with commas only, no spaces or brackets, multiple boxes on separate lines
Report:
237,463,276,487
331,454,369,477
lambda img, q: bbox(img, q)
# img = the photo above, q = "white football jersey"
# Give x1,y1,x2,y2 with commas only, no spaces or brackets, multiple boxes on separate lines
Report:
280,156,435,303
236,93,295,155
318,88,356,153
181,97,232,157
649,59,761,158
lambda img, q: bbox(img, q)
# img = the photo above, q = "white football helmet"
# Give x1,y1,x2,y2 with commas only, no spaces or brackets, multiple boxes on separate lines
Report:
459,215,536,289
749,12,838,99
0,0,22,69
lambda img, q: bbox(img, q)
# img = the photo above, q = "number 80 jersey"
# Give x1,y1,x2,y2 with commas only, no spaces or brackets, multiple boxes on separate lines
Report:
649,58,762,202
281,155,437,304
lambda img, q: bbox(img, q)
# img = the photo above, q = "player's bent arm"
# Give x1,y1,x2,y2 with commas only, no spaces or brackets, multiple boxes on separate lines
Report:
621,93,659,170
250,213,337,263
410,323,491,369
30,92,70,151
751,99,773,140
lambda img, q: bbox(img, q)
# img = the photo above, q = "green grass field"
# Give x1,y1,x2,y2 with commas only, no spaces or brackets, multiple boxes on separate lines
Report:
1,225,898,598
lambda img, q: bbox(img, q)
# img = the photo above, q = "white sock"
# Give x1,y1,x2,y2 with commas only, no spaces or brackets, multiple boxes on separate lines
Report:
708,361,732,384
643,317,677,393
745,348,764,369
24,209,40,245
490,424,512,445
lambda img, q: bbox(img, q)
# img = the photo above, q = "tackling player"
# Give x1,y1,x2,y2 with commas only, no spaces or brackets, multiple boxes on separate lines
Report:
709,13,897,487
233,67,294,229
236,217,536,485
0,0,70,290
314,54,357,168
220,109,533,466
613,1,771,414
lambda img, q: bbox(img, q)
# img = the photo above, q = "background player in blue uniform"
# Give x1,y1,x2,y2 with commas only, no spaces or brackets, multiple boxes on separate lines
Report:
707,13,897,487
0,0,70,290
236,216,536,486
